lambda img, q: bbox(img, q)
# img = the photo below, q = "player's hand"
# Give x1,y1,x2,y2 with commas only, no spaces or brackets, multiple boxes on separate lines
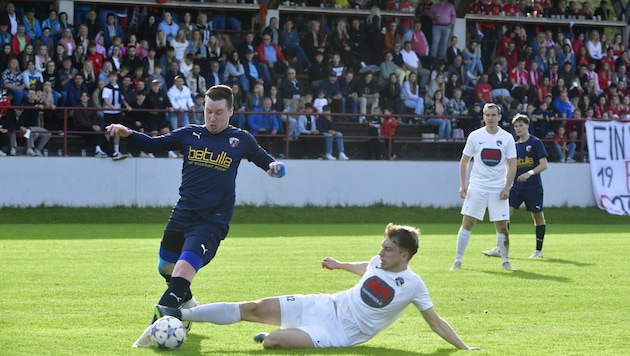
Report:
321,257,340,270
105,124,132,137
459,186,467,199
517,173,530,182
267,161,286,178
500,186,510,200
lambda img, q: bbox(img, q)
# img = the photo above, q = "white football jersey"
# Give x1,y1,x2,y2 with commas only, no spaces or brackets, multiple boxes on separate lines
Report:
332,256,433,344
462,127,516,191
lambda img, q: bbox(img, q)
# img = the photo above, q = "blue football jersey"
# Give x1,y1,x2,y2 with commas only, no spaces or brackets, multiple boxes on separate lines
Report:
129,125,275,223
513,135,548,191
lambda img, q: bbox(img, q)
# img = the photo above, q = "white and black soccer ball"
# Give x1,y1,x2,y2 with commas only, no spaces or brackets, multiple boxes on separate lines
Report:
150,316,186,349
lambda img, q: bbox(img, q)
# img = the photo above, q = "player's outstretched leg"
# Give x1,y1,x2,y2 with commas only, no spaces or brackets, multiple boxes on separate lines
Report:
180,296,199,333
155,304,183,320
131,324,154,348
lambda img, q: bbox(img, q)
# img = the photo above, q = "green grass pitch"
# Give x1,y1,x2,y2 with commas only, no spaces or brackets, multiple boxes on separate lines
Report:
0,207,628,355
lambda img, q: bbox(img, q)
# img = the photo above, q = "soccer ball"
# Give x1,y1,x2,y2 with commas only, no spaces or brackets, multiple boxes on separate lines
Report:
150,316,186,349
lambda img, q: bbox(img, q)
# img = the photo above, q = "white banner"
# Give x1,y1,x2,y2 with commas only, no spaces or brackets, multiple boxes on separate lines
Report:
585,120,630,215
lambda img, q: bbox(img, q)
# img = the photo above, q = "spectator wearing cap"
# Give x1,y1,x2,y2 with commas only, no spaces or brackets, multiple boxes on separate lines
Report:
146,79,173,132
22,7,41,41
66,72,89,109
243,49,271,93
296,102,320,158
166,74,193,129
320,71,345,116
159,46,179,78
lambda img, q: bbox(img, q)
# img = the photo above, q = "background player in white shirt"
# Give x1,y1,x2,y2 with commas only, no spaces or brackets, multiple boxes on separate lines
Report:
451,103,517,271
482,114,549,259
155,223,479,351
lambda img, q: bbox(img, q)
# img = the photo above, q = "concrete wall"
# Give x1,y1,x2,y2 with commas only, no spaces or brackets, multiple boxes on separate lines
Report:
0,158,595,208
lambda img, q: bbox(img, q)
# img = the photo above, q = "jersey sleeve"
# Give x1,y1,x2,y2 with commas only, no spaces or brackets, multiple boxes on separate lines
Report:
462,131,476,157
129,127,185,152
534,137,549,159
506,133,517,159
242,130,275,170
411,277,433,312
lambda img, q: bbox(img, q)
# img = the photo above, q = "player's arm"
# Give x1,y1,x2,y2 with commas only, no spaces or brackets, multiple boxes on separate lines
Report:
501,157,517,199
533,157,548,175
519,156,548,182
459,154,472,199
321,257,368,276
420,307,480,350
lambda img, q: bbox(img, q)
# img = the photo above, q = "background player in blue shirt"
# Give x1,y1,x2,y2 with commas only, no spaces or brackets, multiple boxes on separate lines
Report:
106,84,286,347
483,114,549,259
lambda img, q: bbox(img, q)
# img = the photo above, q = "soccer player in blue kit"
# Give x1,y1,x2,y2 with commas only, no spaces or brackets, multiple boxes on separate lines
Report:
483,114,549,259
105,84,286,347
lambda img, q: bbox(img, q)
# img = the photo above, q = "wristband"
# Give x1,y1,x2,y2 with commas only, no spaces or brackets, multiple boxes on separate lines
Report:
528,170,535,175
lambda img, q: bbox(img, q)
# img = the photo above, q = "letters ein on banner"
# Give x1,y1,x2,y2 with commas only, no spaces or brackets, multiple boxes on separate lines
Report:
585,121,630,216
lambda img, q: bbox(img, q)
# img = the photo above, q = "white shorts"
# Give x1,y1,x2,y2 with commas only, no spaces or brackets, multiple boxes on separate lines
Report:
461,186,510,221
279,294,349,348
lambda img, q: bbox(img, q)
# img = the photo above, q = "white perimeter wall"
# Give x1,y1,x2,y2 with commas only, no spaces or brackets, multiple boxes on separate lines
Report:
0,158,595,208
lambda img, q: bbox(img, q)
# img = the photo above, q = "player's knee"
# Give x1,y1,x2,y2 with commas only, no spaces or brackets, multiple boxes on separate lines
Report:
262,333,281,349
240,301,262,319
158,257,175,277
179,251,203,272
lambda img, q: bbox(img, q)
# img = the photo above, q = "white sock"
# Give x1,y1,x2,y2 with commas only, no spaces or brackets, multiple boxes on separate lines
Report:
182,302,241,324
497,232,509,263
95,145,103,153
181,296,198,309
455,227,472,262
114,144,120,153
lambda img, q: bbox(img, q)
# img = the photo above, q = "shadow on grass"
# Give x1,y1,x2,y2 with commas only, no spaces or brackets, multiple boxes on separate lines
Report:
211,346,457,355
480,269,573,282
156,333,208,354
539,258,595,267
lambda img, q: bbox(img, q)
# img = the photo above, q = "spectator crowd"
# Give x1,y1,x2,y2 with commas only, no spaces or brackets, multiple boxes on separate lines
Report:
0,0,626,161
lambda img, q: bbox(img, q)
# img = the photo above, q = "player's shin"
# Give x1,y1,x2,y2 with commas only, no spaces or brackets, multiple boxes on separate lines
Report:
182,302,241,324
158,276,191,308
535,225,546,251
455,227,472,262
497,232,509,262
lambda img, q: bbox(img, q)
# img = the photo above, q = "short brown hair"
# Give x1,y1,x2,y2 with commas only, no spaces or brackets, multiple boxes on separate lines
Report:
384,223,419,260
205,85,234,109
483,103,502,115
512,113,530,125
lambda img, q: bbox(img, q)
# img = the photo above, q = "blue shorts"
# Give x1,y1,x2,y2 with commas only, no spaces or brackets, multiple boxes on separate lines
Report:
509,188,544,213
160,209,229,268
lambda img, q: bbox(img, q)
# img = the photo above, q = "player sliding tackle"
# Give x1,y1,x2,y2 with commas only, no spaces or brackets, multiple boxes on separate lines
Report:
106,84,286,348
155,223,480,351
